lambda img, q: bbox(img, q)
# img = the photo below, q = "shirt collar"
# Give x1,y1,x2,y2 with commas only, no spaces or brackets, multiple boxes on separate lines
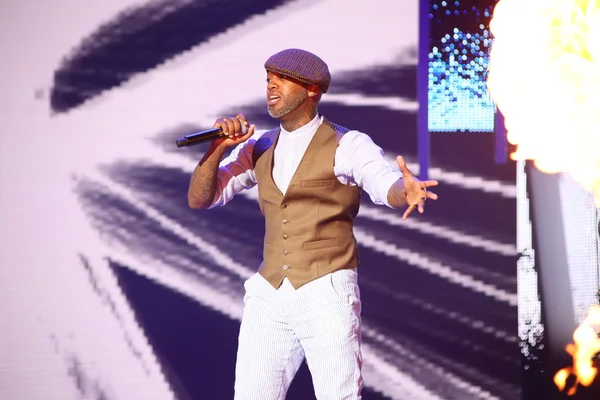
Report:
280,114,323,137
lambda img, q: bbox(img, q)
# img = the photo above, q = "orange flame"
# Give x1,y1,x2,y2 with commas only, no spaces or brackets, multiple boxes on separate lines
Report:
553,305,600,395
487,0,600,206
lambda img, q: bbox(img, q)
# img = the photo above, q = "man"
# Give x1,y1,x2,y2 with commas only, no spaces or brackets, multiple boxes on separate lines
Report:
187,48,438,399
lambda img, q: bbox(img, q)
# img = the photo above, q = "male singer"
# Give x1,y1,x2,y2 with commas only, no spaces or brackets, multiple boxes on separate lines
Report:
187,48,439,399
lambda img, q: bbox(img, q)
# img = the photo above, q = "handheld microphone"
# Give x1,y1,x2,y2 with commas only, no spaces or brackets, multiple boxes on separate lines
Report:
175,119,248,148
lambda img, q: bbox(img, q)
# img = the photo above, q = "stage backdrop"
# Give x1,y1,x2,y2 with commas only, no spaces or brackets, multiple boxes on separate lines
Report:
0,0,518,399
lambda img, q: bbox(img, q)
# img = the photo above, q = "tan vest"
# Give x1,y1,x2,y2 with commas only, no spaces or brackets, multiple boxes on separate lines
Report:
252,119,362,289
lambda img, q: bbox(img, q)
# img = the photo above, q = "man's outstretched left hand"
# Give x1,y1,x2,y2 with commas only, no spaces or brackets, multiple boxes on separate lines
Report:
396,156,439,220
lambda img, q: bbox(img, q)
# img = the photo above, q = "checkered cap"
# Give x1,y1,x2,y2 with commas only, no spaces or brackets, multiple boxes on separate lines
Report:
264,48,331,93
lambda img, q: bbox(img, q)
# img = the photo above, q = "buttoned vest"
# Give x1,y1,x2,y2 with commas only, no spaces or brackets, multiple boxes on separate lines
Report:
252,119,362,289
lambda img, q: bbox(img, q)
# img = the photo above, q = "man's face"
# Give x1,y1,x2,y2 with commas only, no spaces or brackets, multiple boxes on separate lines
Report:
266,71,309,119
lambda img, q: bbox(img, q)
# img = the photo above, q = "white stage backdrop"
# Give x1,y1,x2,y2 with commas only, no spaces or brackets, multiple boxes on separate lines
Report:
0,1,519,399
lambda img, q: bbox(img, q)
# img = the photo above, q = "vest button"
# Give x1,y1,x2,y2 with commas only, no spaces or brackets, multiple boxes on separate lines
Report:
283,250,289,255
281,204,287,209
283,234,288,240
282,219,288,224
283,265,290,270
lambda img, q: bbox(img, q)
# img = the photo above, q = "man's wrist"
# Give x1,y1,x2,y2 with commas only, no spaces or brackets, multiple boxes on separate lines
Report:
386,179,409,208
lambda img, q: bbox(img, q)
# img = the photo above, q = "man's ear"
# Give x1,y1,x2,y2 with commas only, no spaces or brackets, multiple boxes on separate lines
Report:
307,84,320,98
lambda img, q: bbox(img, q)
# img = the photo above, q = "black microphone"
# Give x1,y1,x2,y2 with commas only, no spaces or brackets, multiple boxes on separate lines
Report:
175,120,249,148
175,127,223,147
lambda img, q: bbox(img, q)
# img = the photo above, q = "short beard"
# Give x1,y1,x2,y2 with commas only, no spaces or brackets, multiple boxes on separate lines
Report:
268,90,308,119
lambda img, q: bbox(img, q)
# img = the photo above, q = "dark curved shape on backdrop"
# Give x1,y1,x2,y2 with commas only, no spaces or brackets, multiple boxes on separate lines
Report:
50,0,292,113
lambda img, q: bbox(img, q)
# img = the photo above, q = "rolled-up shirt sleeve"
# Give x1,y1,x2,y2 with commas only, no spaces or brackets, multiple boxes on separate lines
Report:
335,130,402,208
208,131,262,208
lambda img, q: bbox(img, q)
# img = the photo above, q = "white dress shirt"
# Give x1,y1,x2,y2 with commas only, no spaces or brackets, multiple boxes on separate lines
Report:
209,114,402,208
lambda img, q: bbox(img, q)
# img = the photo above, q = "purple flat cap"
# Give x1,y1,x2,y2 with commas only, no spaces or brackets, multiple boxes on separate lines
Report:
265,48,331,93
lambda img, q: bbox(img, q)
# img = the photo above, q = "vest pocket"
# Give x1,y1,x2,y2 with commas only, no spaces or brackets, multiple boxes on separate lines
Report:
303,237,337,250
300,179,333,188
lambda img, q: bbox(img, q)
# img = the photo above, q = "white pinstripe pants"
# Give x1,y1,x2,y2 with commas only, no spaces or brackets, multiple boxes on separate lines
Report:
234,269,363,400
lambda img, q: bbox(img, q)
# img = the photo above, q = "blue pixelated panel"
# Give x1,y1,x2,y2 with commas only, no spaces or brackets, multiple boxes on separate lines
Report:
428,0,499,132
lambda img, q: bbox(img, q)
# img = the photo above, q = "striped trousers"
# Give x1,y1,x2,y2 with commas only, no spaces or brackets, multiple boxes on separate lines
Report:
234,269,363,400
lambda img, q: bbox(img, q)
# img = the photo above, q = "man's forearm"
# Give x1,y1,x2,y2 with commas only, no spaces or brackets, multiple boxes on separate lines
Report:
387,179,408,209
188,143,228,209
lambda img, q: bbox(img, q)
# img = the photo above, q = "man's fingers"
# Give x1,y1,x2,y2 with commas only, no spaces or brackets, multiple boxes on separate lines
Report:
236,113,249,126
421,180,439,188
222,116,251,138
425,191,438,201
213,120,228,134
402,204,416,220
418,202,425,214
231,118,243,136
231,124,255,143
214,114,250,137
396,156,412,177
236,113,250,133
223,118,235,137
